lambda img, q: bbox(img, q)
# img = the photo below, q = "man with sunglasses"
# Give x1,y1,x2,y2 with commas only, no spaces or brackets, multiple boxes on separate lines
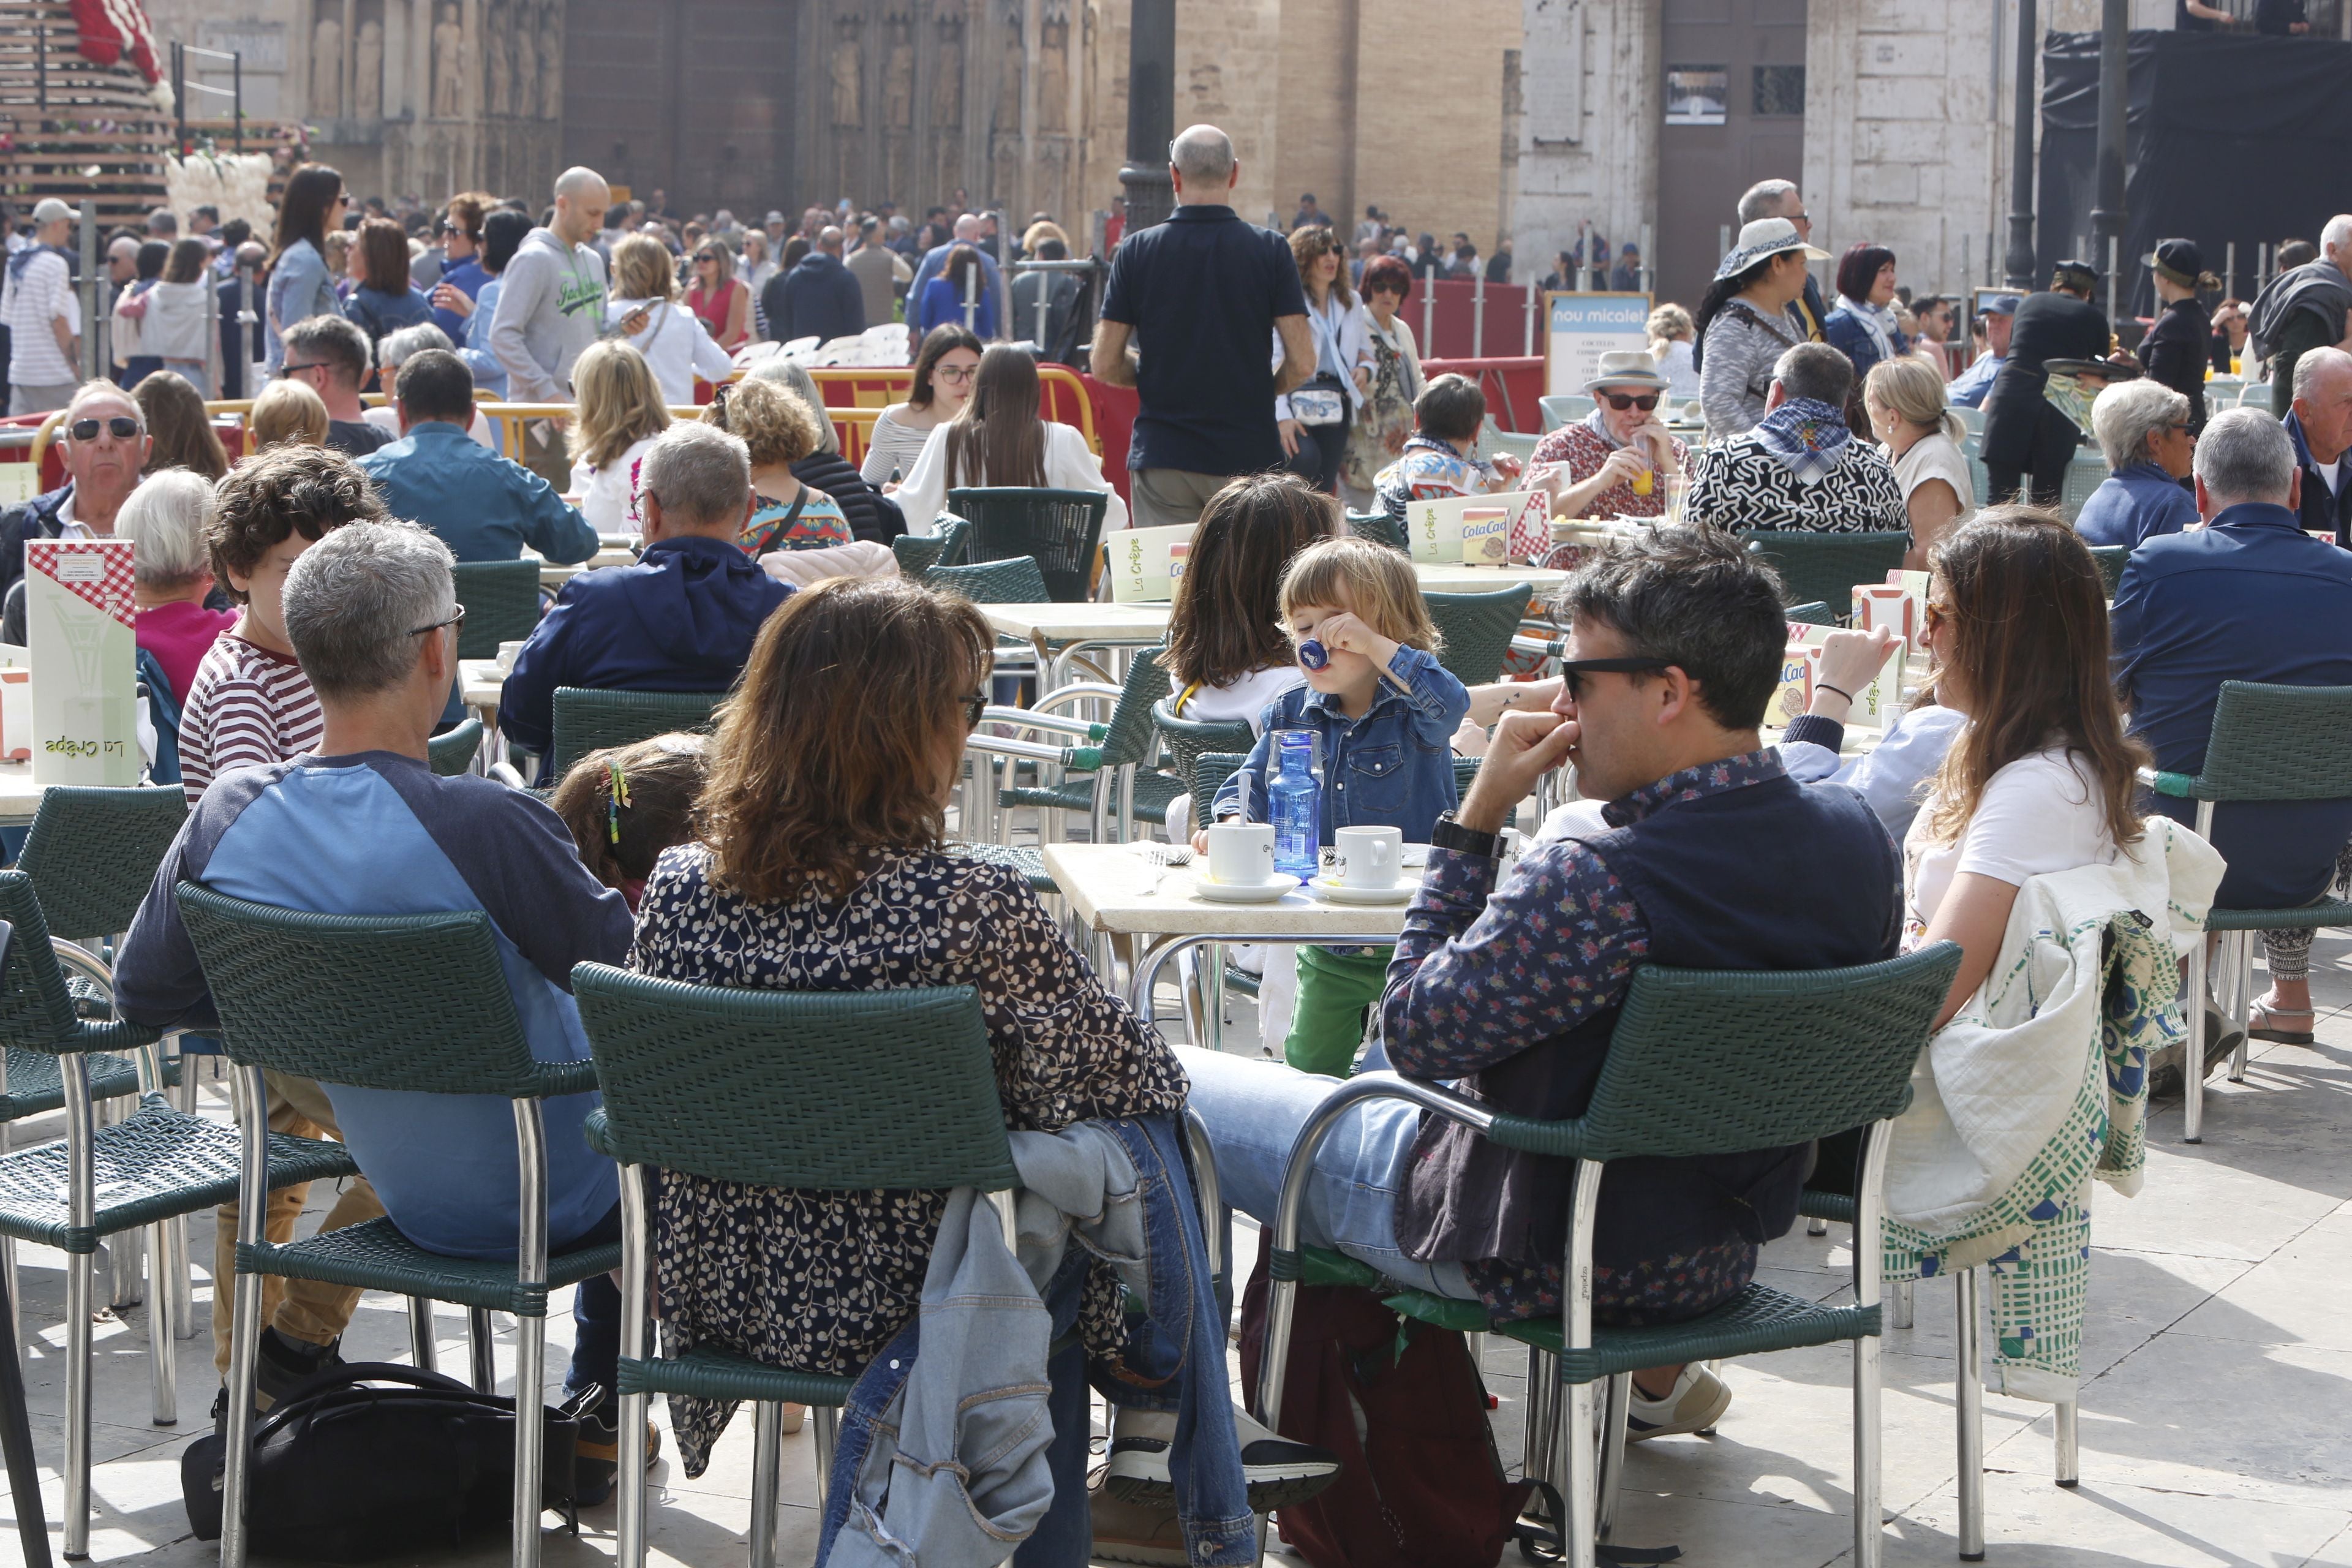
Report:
1180,526,1901,1445
0,382,150,614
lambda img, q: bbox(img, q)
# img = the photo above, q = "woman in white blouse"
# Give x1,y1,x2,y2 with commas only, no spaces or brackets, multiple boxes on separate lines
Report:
565,340,671,535
1271,226,1372,497
1864,355,1976,571
604,233,734,406
892,344,1127,535
859,324,983,488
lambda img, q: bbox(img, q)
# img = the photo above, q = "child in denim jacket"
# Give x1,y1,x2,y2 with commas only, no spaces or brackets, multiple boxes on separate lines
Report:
1200,537,1471,1075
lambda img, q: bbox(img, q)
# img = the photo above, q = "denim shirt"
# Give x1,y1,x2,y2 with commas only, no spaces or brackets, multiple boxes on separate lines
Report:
1208,643,1471,842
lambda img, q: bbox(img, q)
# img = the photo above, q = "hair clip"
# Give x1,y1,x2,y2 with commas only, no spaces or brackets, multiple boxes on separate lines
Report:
607,761,631,845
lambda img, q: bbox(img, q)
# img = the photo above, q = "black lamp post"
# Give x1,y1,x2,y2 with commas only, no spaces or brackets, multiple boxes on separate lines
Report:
1116,0,1175,231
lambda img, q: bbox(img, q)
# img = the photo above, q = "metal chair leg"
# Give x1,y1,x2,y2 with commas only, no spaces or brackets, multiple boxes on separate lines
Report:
748,1401,783,1568
2183,934,2209,1143
172,1215,194,1340
1595,1373,1631,1544
811,1404,839,1512
616,1166,652,1568
61,1057,96,1560
1807,1215,1830,1237
0,1248,51,1568
1559,1372,1598,1568
1522,1346,1559,1485
2228,930,2252,1083
148,1220,176,1425
219,1066,270,1568
407,1297,438,1374
2054,1401,2079,1488
469,1306,496,1393
1890,1278,1915,1330
1956,1267,1985,1562
509,1102,549,1568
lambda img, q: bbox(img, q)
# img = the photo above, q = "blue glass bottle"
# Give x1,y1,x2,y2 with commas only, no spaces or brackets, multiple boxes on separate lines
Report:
1270,731,1321,881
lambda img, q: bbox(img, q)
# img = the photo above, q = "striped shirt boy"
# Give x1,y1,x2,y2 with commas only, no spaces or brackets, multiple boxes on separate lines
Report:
177,633,323,808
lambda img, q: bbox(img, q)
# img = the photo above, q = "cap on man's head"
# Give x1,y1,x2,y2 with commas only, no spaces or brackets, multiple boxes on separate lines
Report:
31,198,73,226
1980,293,2023,318
2052,259,2099,290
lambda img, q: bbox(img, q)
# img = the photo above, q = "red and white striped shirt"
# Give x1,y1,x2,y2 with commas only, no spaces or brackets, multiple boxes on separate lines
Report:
177,633,323,808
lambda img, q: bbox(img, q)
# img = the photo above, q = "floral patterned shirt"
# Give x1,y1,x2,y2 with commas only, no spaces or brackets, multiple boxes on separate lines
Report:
1378,748,1784,1322
627,842,1188,1474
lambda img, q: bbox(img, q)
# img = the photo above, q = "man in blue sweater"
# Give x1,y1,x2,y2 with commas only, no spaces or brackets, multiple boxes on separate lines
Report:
499,421,791,756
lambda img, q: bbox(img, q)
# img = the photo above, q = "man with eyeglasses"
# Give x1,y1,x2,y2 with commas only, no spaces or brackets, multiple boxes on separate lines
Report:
277,315,394,457
1179,524,1901,1445
764,223,864,349
1735,179,1828,342
0,382,151,617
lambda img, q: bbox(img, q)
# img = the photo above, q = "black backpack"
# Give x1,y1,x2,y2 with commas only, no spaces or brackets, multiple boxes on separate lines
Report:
182,1362,585,1562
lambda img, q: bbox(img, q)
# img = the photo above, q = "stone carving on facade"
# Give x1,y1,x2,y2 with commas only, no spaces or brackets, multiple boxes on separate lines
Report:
832,17,864,129
432,2,465,119
934,12,965,203
995,10,1023,133
353,18,383,122
884,15,914,130
537,2,563,125
1039,9,1068,134
311,10,344,119
486,4,511,118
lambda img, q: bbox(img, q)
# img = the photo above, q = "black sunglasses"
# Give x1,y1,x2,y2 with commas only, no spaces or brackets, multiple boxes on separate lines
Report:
962,692,989,729
1599,392,1660,413
1561,656,1672,700
69,416,140,441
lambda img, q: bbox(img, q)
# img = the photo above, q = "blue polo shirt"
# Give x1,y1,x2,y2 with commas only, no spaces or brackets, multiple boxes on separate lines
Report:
2113,500,2352,907
1100,205,1307,477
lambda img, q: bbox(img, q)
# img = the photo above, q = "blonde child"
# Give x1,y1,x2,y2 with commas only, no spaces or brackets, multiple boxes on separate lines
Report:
1197,536,1470,1076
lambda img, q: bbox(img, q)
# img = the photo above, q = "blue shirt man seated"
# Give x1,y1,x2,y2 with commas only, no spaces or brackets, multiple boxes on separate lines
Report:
2075,379,2199,549
1180,526,1899,1442
358,349,598,567
114,520,647,1499
498,421,792,756
2114,406,2352,1045
1945,292,2018,410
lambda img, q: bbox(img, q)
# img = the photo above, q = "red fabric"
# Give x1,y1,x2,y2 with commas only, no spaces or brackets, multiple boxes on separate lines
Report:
72,0,164,85
1419,356,1547,433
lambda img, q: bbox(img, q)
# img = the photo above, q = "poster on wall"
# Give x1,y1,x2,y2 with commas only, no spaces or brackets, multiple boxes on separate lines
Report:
1545,293,1655,399
1664,67,1728,126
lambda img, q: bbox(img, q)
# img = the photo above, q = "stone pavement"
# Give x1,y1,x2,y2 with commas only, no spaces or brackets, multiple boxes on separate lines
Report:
0,934,2346,1568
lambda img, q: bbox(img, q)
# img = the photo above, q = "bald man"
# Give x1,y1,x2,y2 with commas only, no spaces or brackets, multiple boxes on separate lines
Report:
2248,214,2352,419
489,165,611,405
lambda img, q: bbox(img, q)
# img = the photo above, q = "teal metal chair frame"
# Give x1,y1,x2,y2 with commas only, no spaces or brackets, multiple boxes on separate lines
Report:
927,554,1054,605
1253,944,1960,1568
997,649,1178,846
545,687,727,782
451,559,547,661
1737,530,1912,614
177,884,620,1568
2141,680,2352,1142
1344,510,1408,552
948,486,1111,603
429,717,486,777
889,517,973,582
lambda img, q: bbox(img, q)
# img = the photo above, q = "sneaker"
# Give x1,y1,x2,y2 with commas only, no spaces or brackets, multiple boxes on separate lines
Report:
1090,1474,1189,1567
570,1387,662,1509
1626,1363,1732,1442
252,1328,342,1414
1102,1405,1341,1510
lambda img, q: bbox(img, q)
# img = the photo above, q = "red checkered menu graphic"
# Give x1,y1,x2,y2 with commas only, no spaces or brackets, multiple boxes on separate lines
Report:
26,541,135,629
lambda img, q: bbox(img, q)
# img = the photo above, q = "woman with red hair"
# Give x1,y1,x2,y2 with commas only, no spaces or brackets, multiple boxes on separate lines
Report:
1340,253,1425,498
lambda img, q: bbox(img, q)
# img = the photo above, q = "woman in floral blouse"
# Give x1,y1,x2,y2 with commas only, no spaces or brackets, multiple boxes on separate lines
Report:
628,577,1189,1480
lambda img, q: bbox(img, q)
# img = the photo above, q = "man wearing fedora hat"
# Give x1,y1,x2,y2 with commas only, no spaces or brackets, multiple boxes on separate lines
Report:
1529,349,1688,526
1,198,81,415
1981,260,2111,505
2143,238,2218,434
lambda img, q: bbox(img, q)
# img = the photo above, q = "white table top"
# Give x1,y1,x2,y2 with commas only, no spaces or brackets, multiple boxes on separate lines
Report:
979,603,1173,645
461,659,505,711
1044,842,1412,941
0,763,53,827
528,545,639,588
1412,564,1569,593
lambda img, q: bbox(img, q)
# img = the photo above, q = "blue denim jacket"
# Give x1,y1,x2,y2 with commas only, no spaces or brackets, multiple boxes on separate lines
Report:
1210,644,1470,843
815,1115,1253,1568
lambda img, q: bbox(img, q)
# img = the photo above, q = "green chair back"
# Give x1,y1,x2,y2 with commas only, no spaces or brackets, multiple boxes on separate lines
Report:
450,559,545,661
1485,944,1961,1164
175,883,588,1099
1345,511,1408,552
1154,701,1256,823
1188,753,1250,834
0,874,116,1054
890,518,972,582
2058,450,2108,522
2087,545,2128,598
1737,530,1910,614
948,487,1110,603
2157,682,2352,804
1425,584,1535,688
1098,647,1169,770
1479,421,1541,466
573,967,1019,1193
1539,394,1593,432
17,786,187,943
1784,601,1838,626
428,718,483,777
547,687,725,781
928,556,1052,605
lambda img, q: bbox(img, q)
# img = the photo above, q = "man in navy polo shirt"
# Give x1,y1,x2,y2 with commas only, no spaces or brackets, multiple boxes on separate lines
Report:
1090,124,1316,529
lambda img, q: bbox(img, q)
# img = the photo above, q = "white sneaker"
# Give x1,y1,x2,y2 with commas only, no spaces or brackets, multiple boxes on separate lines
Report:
1102,1404,1342,1509
1625,1363,1732,1442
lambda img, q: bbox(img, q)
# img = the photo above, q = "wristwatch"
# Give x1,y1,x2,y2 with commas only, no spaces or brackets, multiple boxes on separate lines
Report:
1428,810,1502,859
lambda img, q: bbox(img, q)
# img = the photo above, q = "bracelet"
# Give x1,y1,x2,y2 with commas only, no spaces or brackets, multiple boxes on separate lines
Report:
1815,682,1855,704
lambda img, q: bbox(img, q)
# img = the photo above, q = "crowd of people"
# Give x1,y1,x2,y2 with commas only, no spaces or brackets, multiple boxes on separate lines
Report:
0,110,2342,1568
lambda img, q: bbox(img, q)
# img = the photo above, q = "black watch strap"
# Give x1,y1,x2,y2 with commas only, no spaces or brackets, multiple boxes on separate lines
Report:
1430,811,1502,859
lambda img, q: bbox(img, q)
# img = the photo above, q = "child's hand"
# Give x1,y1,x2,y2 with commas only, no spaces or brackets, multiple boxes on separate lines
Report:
1190,829,1210,854
1314,611,1400,669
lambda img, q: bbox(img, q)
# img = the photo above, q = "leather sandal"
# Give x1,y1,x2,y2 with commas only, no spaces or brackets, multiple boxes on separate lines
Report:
2248,1005,2315,1046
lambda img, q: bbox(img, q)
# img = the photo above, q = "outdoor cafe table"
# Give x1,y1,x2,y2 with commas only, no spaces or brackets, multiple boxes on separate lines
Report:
979,601,1174,686
0,763,55,827
525,543,639,589
1411,563,1570,594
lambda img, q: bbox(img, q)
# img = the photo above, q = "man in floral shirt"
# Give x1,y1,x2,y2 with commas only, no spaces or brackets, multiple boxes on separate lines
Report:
1182,526,1899,1441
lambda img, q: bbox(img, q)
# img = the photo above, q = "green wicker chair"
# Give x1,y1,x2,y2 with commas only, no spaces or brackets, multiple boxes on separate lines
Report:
1256,943,1961,1568
1187,752,1252,842
2087,545,2128,598
2145,680,2352,1144
1152,701,1255,832
0,872,356,1558
1738,530,1911,613
888,517,972,582
451,559,546,660
1345,510,1409,552
546,687,726,782
176,883,620,1568
573,974,1022,1568
1785,600,1839,626
927,555,1053,605
428,717,486,777
1000,649,1182,843
2057,450,2108,523
1425,584,1537,688
948,487,1110,602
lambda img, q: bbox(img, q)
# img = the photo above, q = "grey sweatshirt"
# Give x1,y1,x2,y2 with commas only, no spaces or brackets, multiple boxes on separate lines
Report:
488,226,608,401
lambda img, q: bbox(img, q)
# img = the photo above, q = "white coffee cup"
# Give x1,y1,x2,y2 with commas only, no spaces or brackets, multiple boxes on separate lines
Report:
495,639,527,674
1332,825,1403,889
1205,822,1276,886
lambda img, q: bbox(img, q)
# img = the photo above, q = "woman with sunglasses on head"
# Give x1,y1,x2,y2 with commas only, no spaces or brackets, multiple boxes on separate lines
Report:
685,239,750,352
1274,225,1374,497
1530,350,1688,524
604,233,734,405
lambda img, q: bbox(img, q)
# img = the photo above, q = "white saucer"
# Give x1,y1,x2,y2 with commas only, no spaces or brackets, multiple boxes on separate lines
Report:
1193,873,1300,904
1307,875,1412,905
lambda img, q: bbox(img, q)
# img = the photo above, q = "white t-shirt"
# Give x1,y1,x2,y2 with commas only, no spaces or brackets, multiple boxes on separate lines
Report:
568,434,660,537
2,250,80,385
1903,744,2117,940
1166,665,1306,735
2316,456,2343,498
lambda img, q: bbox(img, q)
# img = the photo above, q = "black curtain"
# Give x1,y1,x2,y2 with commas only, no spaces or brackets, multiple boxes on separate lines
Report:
2038,29,2352,322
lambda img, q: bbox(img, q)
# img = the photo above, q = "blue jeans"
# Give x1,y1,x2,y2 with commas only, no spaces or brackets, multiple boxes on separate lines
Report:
560,1201,622,1405
1178,1046,1476,1300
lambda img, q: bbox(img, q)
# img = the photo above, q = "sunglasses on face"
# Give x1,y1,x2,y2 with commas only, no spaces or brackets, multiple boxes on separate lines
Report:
1599,392,1660,413
70,417,140,441
962,692,989,729
1560,656,1672,701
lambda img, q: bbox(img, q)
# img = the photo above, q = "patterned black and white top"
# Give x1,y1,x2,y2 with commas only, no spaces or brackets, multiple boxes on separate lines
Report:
628,842,1189,1476
1685,430,1910,537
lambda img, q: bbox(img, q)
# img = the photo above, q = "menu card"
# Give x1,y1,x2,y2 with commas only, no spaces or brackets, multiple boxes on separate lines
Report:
1788,621,1908,732
1406,491,1550,564
1107,522,1199,603
26,539,138,785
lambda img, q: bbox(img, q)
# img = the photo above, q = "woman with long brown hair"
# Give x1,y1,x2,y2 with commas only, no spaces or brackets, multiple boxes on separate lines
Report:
627,576,1267,1557
132,370,229,480
1275,225,1373,497
1908,506,2149,1024
264,162,347,370
1161,472,1334,728
858,323,982,488
892,343,1126,533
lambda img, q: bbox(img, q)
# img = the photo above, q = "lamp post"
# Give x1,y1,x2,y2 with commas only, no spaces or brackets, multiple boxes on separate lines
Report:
1116,0,1175,232
2002,0,2038,288
2087,0,2130,331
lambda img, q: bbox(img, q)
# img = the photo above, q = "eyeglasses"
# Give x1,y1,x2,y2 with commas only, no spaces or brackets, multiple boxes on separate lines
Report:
68,416,140,441
279,361,328,379
1560,656,1673,701
1599,392,1660,413
409,603,467,638
962,692,989,730
933,363,978,383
